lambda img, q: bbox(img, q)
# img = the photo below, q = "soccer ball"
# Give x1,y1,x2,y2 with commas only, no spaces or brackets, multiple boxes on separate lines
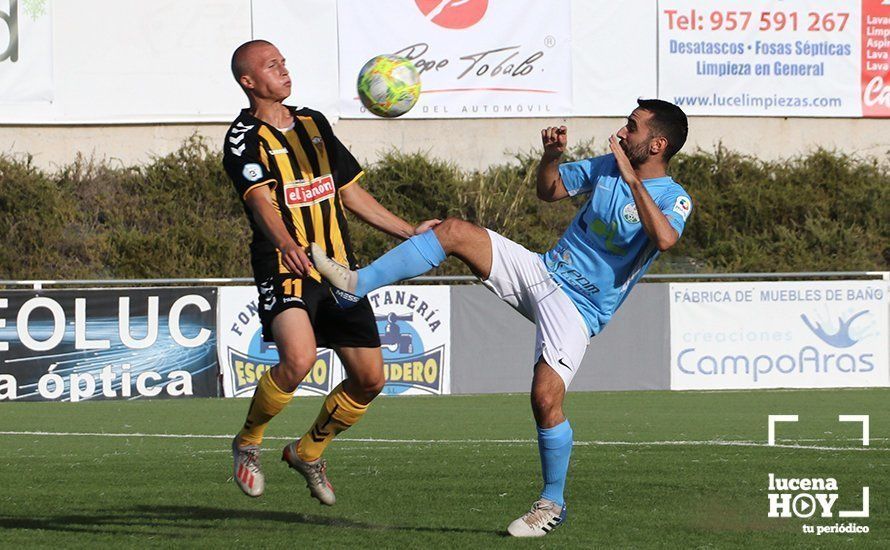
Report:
356,55,421,118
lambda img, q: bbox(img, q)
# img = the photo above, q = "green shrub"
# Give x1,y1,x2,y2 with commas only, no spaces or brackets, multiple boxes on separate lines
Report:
0,137,886,280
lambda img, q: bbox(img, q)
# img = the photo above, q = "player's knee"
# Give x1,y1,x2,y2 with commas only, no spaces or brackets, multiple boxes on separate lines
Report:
342,370,384,405
355,361,386,398
432,217,470,252
277,350,316,386
360,371,385,397
531,388,563,420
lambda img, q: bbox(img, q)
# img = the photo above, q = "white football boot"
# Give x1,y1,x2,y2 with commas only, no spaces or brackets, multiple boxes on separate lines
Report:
231,437,264,497
506,498,567,537
308,243,361,308
281,441,336,506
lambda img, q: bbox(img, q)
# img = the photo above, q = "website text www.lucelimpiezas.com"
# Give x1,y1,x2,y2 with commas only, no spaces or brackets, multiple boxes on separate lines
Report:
673,93,843,111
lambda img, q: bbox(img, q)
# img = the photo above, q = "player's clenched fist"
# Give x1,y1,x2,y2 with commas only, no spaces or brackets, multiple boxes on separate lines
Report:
278,241,313,276
541,126,568,159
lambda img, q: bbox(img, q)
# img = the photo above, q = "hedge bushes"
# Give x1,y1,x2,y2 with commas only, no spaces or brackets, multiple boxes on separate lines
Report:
0,137,886,280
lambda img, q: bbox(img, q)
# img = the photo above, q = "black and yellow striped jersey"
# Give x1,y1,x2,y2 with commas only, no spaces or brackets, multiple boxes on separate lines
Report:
223,106,363,277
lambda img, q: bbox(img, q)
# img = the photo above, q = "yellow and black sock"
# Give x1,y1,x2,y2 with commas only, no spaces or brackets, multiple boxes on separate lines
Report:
296,383,368,462
236,369,293,447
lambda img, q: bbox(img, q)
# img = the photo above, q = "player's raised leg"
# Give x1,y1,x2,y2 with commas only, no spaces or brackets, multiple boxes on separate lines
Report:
232,308,316,497
311,217,492,307
507,360,572,537
282,346,384,505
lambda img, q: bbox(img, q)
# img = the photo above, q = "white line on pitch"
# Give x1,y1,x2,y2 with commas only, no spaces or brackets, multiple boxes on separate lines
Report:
0,430,885,451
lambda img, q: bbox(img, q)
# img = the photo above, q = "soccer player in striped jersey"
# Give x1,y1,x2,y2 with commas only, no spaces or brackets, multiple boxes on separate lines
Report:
313,99,692,536
224,40,439,503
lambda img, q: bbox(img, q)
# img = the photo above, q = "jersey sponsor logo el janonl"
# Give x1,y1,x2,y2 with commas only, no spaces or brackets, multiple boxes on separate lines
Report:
284,175,336,207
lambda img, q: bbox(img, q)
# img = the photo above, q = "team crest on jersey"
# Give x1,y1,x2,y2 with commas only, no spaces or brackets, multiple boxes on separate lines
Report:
311,136,324,154
622,202,640,224
284,175,336,207
242,163,264,182
673,196,692,221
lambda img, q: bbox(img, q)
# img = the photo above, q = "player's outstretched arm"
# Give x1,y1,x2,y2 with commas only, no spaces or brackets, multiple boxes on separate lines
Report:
340,183,441,239
536,126,570,202
244,188,313,275
608,135,679,252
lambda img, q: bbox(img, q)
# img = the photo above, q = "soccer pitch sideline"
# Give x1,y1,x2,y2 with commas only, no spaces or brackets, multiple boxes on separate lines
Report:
0,389,887,548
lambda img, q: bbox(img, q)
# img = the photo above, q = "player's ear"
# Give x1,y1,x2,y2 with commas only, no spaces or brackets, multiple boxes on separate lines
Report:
240,74,254,90
650,136,668,156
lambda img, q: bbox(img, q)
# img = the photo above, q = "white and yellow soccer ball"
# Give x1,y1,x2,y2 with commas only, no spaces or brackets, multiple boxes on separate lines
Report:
356,55,421,118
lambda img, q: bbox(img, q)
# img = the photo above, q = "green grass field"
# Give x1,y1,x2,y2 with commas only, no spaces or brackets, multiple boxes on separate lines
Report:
1,389,888,548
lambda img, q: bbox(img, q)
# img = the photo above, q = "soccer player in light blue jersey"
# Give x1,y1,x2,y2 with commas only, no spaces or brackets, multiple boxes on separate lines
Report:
311,99,693,538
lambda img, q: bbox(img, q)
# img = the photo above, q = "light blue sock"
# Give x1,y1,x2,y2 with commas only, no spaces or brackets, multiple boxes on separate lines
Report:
355,230,446,296
538,419,573,506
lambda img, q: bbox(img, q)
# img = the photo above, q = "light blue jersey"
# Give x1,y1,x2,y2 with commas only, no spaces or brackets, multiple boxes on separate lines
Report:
543,154,692,336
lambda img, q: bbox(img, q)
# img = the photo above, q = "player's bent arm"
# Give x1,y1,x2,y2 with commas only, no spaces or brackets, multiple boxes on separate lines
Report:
627,181,679,252
607,134,678,251
339,183,415,240
244,187,311,274
536,155,570,202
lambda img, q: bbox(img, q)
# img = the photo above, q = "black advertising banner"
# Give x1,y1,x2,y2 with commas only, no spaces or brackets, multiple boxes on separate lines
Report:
0,288,218,401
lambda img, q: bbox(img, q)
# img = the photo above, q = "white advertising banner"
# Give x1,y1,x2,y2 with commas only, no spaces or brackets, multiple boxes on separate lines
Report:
251,0,340,120
670,281,890,390
0,0,52,104
337,0,573,118
217,285,450,397
217,287,341,398
659,0,869,117
571,0,657,117
0,0,249,124
367,286,451,395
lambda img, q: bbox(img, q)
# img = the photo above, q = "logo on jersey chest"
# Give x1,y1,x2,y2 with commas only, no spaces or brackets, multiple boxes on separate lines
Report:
577,201,629,256
284,175,335,207
622,202,640,224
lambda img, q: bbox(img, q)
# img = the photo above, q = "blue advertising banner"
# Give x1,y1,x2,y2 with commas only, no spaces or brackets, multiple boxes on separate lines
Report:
0,288,218,401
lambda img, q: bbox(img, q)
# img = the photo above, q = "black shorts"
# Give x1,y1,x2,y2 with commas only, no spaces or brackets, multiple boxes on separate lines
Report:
255,272,381,349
